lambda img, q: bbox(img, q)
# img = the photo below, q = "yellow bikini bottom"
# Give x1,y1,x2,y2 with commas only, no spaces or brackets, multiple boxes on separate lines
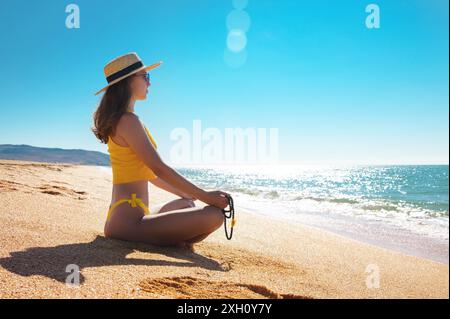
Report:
106,193,150,221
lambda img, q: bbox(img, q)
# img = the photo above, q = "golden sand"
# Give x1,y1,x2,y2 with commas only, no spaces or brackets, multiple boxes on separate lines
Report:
0,159,448,298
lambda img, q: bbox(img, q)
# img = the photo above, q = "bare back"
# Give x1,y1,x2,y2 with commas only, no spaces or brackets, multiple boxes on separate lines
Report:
109,114,149,206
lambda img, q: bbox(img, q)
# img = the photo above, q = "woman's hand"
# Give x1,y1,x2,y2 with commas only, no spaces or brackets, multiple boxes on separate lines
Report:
201,190,230,210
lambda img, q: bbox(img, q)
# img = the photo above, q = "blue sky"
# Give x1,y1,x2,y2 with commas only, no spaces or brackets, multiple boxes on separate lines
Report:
0,0,448,165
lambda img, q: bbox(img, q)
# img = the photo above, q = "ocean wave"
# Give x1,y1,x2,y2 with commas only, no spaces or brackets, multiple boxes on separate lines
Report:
360,204,399,212
292,195,359,205
226,187,262,196
263,190,280,199
229,187,448,219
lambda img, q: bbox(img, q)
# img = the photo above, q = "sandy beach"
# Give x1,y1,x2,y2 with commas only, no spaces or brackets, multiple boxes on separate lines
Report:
0,159,448,299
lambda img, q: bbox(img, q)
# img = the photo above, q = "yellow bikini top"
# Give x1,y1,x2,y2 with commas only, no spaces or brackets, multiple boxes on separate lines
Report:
107,123,158,184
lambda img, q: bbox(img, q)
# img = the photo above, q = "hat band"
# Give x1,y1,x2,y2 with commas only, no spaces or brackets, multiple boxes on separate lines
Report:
106,61,144,83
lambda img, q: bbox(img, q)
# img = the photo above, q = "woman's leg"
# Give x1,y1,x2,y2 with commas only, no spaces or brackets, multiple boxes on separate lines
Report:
152,199,212,245
151,198,195,215
184,232,212,244
106,203,224,246
135,205,224,246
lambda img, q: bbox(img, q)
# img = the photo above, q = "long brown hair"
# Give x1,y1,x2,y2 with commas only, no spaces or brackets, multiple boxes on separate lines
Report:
91,77,132,144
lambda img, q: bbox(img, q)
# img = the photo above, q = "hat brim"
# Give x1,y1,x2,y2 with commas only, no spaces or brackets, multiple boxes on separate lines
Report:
94,61,163,95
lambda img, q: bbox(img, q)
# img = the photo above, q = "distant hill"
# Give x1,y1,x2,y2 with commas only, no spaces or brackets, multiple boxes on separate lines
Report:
0,144,110,166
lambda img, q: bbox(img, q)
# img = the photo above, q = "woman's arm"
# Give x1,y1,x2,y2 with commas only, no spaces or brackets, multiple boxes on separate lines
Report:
150,177,196,200
118,114,228,208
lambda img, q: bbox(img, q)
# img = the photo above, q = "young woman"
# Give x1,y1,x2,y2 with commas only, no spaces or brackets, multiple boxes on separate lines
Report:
92,52,229,248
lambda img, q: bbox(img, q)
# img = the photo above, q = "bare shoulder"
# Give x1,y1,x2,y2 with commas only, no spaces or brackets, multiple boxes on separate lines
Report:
116,112,142,135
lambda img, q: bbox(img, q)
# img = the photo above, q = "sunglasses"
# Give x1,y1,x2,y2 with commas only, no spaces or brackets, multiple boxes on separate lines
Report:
135,72,150,83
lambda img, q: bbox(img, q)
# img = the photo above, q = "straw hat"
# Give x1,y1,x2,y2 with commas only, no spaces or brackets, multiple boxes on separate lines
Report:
94,52,163,95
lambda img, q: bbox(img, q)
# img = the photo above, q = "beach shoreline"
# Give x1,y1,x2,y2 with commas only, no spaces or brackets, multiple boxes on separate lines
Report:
0,159,448,298
239,204,449,265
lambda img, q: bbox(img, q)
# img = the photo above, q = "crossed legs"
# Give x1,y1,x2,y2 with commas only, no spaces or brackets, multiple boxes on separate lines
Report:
105,197,224,247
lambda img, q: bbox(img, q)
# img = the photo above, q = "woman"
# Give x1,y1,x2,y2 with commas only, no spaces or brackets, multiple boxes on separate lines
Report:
91,52,229,248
